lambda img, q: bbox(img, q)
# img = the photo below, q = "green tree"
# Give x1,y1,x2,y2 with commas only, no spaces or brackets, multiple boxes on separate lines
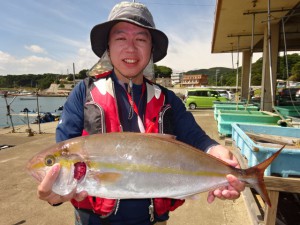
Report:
251,57,263,85
78,69,88,79
59,83,65,88
278,53,300,79
67,74,74,81
290,61,300,81
154,65,172,78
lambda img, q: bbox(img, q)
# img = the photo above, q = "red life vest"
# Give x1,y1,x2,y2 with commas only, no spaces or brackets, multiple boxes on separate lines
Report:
71,72,184,217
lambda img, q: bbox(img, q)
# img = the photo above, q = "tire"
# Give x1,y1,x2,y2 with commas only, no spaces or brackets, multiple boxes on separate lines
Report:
189,103,196,110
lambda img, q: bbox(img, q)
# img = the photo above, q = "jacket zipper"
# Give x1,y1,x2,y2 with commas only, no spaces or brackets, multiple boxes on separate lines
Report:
158,104,171,133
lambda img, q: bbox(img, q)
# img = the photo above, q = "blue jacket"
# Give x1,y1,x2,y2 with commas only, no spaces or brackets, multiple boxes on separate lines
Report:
56,72,219,224
57,75,218,150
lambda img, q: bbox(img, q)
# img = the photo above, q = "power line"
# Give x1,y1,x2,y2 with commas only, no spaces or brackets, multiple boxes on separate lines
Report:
139,1,214,6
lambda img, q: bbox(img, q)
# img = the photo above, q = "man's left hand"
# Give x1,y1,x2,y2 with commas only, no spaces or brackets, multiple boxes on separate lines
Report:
207,145,245,203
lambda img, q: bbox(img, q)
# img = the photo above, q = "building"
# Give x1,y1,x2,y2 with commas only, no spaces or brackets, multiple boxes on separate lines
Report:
171,72,183,86
155,77,172,87
181,74,208,87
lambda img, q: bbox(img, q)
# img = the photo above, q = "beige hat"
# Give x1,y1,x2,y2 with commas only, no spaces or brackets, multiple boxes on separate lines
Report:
90,1,168,63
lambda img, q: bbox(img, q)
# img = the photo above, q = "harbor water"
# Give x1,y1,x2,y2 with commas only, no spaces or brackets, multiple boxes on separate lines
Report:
0,96,67,128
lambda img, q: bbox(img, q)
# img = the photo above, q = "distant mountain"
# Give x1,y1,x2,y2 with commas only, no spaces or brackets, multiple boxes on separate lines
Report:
182,53,299,86
185,67,235,76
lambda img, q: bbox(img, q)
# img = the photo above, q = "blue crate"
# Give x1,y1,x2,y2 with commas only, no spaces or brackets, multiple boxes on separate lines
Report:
213,104,258,120
218,111,280,137
232,123,300,177
213,101,246,105
275,106,300,118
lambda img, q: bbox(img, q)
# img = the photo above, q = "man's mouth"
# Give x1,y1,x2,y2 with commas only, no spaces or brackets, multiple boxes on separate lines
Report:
123,59,138,64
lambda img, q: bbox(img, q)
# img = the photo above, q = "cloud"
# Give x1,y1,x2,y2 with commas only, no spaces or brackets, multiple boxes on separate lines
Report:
159,31,230,71
25,45,47,54
159,29,264,72
0,51,15,63
0,51,67,75
0,40,99,75
76,47,98,71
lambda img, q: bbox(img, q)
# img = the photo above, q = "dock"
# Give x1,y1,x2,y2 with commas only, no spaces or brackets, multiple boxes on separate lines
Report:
0,110,251,225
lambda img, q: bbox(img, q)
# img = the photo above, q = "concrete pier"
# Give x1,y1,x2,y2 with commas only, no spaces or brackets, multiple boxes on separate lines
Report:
0,110,251,225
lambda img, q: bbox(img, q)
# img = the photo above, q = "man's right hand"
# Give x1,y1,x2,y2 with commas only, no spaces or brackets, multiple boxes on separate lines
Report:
37,163,88,205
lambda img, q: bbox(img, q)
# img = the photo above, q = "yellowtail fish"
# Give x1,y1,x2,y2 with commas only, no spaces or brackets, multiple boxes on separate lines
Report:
27,133,284,207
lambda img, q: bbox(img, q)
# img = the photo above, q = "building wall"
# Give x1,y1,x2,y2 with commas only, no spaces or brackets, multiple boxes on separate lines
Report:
155,77,172,87
171,72,183,85
181,74,208,87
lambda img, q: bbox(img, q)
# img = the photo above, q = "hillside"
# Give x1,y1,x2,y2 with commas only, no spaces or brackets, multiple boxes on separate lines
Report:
185,67,234,76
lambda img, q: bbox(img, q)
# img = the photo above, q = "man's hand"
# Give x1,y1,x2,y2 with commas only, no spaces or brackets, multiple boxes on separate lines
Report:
206,145,245,203
37,163,88,205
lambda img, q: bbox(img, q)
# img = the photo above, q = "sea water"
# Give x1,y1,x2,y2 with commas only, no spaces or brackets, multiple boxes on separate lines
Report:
0,96,67,128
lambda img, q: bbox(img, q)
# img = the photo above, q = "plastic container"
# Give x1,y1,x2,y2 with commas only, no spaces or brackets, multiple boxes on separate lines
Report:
213,101,245,105
231,123,300,177
213,104,258,120
217,110,280,137
275,106,300,118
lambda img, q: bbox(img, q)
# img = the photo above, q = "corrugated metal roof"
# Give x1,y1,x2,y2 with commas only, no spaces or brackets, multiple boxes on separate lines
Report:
211,0,300,53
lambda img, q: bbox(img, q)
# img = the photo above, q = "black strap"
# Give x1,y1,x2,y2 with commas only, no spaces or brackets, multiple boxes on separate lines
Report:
99,217,111,225
48,202,63,207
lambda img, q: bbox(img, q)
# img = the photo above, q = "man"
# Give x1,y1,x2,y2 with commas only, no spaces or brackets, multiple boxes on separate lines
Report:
37,2,245,225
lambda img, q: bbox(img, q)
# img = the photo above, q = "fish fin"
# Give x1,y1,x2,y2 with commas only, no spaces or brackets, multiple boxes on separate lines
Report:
92,172,121,184
172,193,200,200
244,145,285,207
182,194,200,200
146,133,176,139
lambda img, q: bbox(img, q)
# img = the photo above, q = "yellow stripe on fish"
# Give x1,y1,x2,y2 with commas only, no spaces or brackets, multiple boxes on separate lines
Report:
89,161,226,178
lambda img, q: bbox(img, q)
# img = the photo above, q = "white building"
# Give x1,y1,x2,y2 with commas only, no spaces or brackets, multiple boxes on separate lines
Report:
171,72,183,85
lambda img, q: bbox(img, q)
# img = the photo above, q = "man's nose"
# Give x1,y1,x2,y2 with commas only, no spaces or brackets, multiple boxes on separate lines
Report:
126,39,137,51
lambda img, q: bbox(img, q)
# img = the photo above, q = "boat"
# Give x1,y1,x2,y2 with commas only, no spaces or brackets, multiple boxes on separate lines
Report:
31,112,55,124
19,97,36,100
51,106,64,118
10,108,41,117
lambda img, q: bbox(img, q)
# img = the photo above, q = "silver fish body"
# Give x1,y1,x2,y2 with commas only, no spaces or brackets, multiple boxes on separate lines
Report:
27,132,283,206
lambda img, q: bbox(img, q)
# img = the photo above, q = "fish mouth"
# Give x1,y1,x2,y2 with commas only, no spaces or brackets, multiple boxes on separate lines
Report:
27,169,46,182
26,159,46,182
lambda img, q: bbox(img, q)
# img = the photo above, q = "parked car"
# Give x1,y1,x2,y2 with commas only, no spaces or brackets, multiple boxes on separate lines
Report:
184,89,228,109
217,90,235,100
279,88,300,101
296,89,300,100
289,82,300,87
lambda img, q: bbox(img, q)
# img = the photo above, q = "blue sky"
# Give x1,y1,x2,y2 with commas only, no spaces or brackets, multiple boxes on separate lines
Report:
0,0,259,75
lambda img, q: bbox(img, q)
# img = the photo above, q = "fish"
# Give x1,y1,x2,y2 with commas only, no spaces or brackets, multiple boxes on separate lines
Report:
26,132,284,207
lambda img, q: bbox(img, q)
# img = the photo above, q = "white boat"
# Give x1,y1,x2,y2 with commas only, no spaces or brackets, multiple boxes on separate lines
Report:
11,112,42,117
19,97,36,100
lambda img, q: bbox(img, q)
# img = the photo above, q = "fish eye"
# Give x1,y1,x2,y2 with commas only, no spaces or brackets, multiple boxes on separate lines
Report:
44,155,56,166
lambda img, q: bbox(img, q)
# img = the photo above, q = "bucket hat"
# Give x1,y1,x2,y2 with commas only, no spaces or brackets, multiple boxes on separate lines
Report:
90,1,168,63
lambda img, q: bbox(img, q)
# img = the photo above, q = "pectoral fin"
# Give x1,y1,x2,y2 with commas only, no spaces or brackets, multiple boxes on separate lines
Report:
91,172,121,184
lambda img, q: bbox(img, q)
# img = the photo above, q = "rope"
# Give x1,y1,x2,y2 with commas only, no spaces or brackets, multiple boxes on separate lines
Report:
266,0,287,124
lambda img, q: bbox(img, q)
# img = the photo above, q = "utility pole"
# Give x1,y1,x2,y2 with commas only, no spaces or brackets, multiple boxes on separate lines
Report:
3,92,15,133
72,63,76,87
36,90,42,134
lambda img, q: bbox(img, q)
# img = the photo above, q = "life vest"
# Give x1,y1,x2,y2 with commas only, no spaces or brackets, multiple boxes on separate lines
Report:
71,72,184,217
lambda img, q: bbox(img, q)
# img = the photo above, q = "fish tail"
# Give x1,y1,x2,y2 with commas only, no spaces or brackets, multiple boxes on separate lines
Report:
243,145,285,207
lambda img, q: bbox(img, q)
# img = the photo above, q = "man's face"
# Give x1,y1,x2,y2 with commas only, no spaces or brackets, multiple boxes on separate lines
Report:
108,22,152,83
